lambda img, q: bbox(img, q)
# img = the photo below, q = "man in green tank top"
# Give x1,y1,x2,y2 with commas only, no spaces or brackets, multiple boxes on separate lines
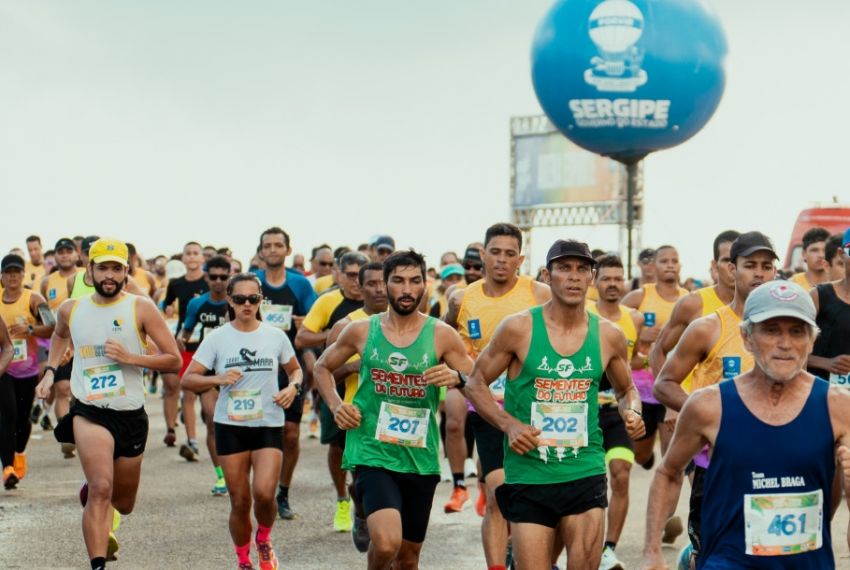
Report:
314,249,473,570
465,240,646,570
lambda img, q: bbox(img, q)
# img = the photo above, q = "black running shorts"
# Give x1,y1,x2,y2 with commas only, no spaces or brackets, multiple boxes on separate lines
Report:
636,402,666,440
599,406,634,452
214,423,284,456
496,474,608,529
55,401,148,459
688,465,707,557
468,411,504,481
354,466,440,544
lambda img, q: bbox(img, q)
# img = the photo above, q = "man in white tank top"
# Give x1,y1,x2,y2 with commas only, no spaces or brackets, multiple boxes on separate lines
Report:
36,238,181,570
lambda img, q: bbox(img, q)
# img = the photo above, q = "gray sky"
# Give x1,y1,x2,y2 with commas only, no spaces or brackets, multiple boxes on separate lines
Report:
2,1,847,277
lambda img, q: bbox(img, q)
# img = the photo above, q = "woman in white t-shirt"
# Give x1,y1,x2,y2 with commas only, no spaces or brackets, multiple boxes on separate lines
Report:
182,273,302,570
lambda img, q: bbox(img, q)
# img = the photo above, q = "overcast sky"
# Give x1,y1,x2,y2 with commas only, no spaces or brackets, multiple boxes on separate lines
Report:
2,1,847,278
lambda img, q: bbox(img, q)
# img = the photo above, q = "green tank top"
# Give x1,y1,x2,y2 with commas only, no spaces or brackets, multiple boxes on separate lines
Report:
503,306,606,485
342,314,441,475
71,270,95,299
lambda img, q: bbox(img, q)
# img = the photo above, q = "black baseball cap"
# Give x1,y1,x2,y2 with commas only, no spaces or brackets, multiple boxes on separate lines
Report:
81,235,100,254
730,231,778,263
546,239,597,267
1,254,25,272
54,238,75,251
462,247,482,264
374,235,395,252
638,248,655,263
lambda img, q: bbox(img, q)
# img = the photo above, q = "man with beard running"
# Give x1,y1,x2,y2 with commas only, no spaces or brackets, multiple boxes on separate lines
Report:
314,249,473,569
652,231,778,567
36,238,181,569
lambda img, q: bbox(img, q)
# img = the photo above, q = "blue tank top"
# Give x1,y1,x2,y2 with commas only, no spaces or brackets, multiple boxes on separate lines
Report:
699,378,834,569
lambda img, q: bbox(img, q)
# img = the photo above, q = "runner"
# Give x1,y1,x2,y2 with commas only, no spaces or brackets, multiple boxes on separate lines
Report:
307,246,334,288
443,223,550,566
127,243,157,298
0,253,54,489
39,237,82,457
161,241,208,457
35,238,182,569
68,236,100,299
621,244,688,469
653,231,778,566
642,280,849,569
324,261,388,552
626,248,656,293
0,315,18,486
464,239,645,570
182,272,303,570
587,254,647,570
254,227,317,521
24,235,46,290
313,249,473,569
367,235,395,264
295,251,368,531
824,234,845,281
180,255,232,494
790,227,830,289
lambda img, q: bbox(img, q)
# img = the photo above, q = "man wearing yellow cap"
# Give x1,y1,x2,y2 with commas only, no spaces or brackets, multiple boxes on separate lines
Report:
36,238,182,570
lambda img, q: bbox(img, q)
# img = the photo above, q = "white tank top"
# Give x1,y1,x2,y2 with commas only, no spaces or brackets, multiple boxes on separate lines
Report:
70,294,146,410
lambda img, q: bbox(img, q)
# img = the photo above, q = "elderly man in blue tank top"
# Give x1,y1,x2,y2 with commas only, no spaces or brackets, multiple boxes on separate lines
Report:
640,280,850,570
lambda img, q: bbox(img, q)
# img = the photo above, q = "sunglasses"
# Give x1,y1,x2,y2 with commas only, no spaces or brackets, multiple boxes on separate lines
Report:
318,261,334,267
231,294,262,305
207,274,229,281
463,263,483,271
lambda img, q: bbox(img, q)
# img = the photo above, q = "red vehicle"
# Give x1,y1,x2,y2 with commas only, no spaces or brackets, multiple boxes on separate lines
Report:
784,205,850,271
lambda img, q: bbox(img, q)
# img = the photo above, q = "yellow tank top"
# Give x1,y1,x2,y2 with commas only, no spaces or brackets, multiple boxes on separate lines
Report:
0,289,38,376
458,275,537,357
586,285,599,302
342,308,369,403
587,302,636,360
637,283,688,329
681,286,727,392
790,272,811,289
45,271,71,311
132,270,153,294
689,305,753,392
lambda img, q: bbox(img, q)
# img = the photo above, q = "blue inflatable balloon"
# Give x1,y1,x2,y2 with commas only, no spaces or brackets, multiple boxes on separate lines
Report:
531,0,727,163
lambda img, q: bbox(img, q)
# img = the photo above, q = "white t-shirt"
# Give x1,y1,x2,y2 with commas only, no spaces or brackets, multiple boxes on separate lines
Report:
193,322,296,427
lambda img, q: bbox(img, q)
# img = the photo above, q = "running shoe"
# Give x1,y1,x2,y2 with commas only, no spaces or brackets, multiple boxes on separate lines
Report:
333,498,353,532
255,538,279,570
13,452,27,480
599,545,625,570
677,543,694,570
276,492,295,519
211,478,228,497
3,466,18,490
179,442,199,462
40,414,54,431
440,460,452,483
29,403,42,424
106,532,119,561
163,428,176,447
663,515,684,544
61,443,76,458
443,486,470,513
352,514,370,553
475,482,486,517
464,457,478,478
308,415,319,439
112,509,122,532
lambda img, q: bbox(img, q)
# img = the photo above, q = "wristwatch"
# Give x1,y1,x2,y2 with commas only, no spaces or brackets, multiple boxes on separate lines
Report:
291,382,303,396
44,365,58,376
456,372,468,389
27,325,34,336
627,407,642,418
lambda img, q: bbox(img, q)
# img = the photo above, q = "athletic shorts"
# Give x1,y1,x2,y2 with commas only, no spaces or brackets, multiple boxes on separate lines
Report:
636,402,667,441
496,474,608,529
179,350,193,376
55,402,148,459
354,466,440,543
277,354,307,424
468,411,504,481
54,359,73,383
599,406,634,459
688,465,707,557
319,398,346,447
214,423,284,456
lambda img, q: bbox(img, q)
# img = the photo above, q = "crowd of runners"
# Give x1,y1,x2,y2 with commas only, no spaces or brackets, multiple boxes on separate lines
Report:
2,223,850,570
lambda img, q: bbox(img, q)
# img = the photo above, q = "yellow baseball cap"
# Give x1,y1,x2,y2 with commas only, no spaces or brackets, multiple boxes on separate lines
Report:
89,238,129,267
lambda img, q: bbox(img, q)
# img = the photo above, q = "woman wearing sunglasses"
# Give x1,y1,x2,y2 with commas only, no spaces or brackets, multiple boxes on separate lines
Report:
182,273,303,570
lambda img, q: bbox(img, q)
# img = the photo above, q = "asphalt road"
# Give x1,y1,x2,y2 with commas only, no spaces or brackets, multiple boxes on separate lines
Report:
2,400,848,569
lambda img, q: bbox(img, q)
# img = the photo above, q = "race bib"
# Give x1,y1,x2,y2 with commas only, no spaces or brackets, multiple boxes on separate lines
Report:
375,402,430,448
530,402,588,447
260,304,293,331
82,363,126,401
11,339,27,363
829,373,849,386
490,372,507,400
744,489,823,556
227,389,264,421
